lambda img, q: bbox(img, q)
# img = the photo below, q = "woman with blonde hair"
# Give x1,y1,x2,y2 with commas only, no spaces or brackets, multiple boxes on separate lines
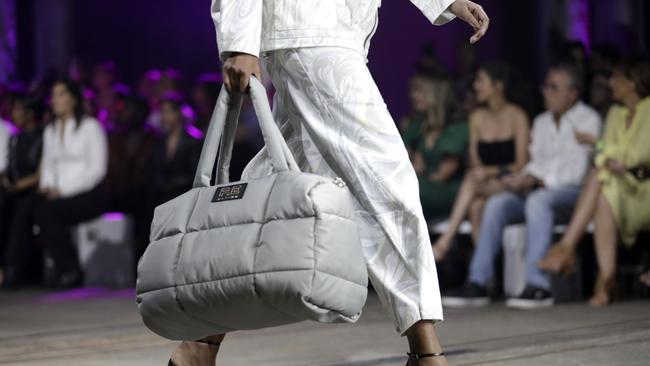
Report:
401,70,469,220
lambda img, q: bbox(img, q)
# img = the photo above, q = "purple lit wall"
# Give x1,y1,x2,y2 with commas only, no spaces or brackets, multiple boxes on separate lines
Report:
71,0,218,85
368,0,503,120
566,0,591,51
0,0,17,82
16,1,648,119
591,0,640,53
69,0,504,120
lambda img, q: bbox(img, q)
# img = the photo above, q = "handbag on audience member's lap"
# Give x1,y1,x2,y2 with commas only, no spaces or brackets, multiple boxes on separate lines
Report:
135,76,368,340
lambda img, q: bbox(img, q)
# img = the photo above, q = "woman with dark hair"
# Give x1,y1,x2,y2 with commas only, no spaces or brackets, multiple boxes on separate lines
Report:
149,92,202,206
92,60,119,117
539,56,650,306
432,62,530,261
192,73,222,132
0,94,45,288
33,79,108,288
105,92,159,264
7,95,45,190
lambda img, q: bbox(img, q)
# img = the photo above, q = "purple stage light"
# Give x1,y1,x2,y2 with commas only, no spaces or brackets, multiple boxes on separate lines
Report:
103,212,126,221
4,121,19,136
40,287,108,303
39,287,136,304
567,0,591,51
185,123,204,139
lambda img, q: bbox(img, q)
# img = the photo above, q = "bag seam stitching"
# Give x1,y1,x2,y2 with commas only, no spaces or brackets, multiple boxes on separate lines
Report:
152,211,354,241
252,174,279,300
138,268,367,295
305,181,322,310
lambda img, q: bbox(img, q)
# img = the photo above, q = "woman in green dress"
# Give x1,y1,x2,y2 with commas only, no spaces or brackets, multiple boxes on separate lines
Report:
400,70,468,220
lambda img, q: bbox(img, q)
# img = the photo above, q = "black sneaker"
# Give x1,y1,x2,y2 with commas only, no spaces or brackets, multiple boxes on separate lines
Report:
506,284,554,309
56,270,84,289
441,282,489,308
46,269,84,289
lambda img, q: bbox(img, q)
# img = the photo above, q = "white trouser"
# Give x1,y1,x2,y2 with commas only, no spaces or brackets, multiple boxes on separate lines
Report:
241,46,443,335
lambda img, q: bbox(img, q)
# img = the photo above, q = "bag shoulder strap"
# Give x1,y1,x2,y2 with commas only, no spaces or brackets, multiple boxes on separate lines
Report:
193,76,299,188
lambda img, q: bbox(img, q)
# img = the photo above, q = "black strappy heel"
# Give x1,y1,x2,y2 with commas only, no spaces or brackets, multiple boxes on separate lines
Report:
405,351,446,365
196,339,222,347
167,339,222,366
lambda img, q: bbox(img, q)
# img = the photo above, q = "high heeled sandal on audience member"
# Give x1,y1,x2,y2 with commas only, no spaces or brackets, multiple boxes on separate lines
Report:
405,351,446,365
168,339,221,366
588,276,617,307
538,244,575,278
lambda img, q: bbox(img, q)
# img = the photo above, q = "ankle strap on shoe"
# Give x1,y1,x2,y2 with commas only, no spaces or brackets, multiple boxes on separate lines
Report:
196,339,221,347
407,351,445,360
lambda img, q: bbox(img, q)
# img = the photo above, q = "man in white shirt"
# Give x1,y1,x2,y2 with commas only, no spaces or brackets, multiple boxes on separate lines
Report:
442,63,602,309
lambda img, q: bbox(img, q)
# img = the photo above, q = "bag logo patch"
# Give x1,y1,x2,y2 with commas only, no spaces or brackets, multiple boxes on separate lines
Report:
212,183,248,202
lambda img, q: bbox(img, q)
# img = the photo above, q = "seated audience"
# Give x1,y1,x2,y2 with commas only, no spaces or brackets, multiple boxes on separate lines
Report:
192,73,222,132
401,70,468,220
148,92,202,206
147,68,185,130
105,92,157,212
442,63,602,309
91,60,119,122
33,80,108,288
539,56,650,306
433,62,530,261
0,94,44,288
104,92,159,263
589,69,615,121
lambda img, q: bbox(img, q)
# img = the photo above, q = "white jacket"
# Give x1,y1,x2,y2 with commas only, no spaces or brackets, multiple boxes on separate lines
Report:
211,0,456,62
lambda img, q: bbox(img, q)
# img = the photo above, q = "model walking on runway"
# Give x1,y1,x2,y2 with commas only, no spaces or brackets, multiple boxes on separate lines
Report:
169,1,489,365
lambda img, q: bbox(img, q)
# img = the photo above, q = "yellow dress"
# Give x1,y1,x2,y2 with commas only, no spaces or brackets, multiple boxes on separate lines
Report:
595,97,650,247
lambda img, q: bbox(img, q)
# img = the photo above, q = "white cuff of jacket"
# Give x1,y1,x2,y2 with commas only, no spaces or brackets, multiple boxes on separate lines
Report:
414,0,457,26
434,0,457,25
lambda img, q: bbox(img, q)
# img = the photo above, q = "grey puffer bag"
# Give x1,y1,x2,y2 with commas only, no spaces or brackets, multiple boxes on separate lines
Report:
135,76,368,341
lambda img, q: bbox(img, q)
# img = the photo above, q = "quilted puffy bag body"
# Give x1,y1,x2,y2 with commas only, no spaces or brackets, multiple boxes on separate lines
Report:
135,77,368,341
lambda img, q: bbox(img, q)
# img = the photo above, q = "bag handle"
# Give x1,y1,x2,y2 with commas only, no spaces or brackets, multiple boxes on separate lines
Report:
193,75,299,188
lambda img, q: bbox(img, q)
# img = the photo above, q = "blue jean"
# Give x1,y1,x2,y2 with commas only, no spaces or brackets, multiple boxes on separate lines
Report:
468,186,581,290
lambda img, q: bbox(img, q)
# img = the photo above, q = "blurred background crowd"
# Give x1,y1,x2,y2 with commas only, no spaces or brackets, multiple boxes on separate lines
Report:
0,0,648,311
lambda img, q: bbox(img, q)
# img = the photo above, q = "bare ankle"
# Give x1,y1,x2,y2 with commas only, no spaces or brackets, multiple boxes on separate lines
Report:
405,321,444,355
172,341,219,364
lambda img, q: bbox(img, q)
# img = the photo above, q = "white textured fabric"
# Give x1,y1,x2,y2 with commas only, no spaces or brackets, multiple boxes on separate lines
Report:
40,116,108,197
241,47,443,335
524,102,602,189
0,119,9,173
210,0,456,62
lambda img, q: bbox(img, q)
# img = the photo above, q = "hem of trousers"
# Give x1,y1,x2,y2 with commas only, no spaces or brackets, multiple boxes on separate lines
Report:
397,310,444,336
